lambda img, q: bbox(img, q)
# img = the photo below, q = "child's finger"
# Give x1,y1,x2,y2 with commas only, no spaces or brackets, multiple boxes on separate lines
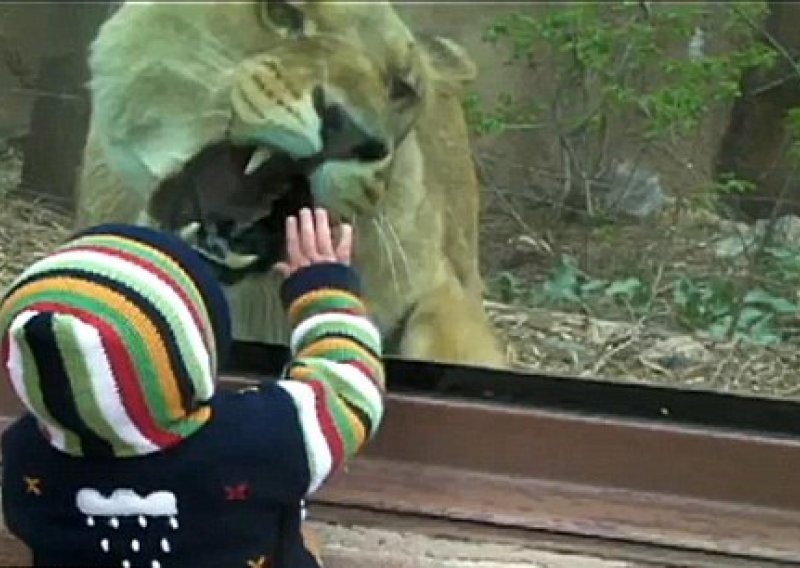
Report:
335,223,353,265
299,208,318,260
285,215,303,267
314,208,335,259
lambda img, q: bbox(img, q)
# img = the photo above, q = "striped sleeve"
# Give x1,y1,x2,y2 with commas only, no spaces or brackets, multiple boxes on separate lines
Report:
275,263,386,495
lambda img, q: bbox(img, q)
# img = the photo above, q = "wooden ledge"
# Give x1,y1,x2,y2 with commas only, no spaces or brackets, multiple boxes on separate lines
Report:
2,347,800,566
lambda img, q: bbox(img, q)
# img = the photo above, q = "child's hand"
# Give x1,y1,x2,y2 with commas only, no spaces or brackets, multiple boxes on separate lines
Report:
274,207,353,278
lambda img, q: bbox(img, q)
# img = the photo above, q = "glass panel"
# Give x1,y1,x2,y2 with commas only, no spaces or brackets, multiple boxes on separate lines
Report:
0,2,797,403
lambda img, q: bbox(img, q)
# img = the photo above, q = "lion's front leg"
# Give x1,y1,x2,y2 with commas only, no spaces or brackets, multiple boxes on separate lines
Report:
223,271,291,345
399,272,508,368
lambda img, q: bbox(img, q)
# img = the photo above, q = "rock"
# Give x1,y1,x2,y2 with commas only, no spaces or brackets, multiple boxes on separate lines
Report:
598,160,668,220
713,215,800,259
714,234,754,258
754,215,800,249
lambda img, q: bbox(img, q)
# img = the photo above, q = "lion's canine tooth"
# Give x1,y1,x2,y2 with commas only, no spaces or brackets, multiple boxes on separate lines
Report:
193,248,259,270
225,252,260,269
177,221,201,242
245,147,272,175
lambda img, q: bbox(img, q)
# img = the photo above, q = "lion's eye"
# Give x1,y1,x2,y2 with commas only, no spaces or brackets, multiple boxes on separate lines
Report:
390,76,418,102
263,0,305,36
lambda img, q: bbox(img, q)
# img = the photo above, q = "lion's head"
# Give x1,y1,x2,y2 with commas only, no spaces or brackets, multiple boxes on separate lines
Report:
84,1,476,283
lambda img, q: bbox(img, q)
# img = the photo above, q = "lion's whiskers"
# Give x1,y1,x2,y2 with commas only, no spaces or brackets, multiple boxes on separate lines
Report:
371,216,401,298
380,212,412,288
199,36,239,71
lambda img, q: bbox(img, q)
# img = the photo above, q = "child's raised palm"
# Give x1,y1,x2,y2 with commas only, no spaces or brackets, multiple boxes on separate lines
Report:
274,207,353,278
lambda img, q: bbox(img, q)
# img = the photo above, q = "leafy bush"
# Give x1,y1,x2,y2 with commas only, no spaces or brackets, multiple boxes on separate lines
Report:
475,3,800,347
467,2,775,140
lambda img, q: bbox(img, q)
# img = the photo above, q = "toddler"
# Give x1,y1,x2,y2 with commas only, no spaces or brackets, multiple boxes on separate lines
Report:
0,207,385,567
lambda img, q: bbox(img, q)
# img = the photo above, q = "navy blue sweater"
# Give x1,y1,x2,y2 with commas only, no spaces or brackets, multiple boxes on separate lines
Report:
1,263,386,568
3,388,316,568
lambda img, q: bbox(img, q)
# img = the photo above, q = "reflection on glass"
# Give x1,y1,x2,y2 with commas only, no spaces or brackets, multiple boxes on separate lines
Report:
1,2,798,401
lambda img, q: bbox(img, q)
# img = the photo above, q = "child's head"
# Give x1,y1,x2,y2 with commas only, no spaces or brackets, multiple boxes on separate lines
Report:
0,223,231,458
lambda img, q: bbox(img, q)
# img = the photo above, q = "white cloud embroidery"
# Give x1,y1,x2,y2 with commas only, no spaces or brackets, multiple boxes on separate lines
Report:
77,488,178,517
76,488,178,568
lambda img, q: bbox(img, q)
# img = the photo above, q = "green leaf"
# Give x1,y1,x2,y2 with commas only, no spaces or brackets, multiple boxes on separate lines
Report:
605,277,643,299
743,289,799,314
707,316,733,340
737,306,768,329
542,255,583,304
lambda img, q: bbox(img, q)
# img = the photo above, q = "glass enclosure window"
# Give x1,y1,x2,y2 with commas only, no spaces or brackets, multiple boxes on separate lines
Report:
1,2,798,401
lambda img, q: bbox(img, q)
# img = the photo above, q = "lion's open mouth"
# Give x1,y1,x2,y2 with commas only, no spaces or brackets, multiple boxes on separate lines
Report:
150,141,329,284
148,90,394,284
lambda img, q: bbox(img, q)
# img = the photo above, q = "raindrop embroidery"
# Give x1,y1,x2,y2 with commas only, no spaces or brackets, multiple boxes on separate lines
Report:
76,488,179,565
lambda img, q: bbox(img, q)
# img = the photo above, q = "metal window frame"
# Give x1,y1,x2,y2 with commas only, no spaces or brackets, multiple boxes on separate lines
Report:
6,342,795,566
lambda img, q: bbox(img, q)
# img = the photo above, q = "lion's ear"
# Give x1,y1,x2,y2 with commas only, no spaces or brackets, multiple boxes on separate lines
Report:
417,34,477,90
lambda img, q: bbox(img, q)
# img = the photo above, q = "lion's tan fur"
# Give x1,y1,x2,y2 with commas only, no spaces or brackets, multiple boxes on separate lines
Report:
75,1,507,368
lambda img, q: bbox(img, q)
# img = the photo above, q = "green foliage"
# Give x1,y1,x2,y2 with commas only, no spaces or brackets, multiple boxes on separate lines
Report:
464,2,775,140
672,276,798,345
672,276,736,334
490,248,800,346
689,172,757,213
763,245,800,282
462,92,540,136
711,173,758,196
475,2,800,347
540,255,590,305
490,254,652,312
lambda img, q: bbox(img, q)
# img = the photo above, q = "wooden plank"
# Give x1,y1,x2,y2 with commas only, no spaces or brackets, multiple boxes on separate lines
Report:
315,458,800,565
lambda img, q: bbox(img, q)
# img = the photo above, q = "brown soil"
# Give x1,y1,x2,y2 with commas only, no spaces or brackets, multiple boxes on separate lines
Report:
475,143,800,401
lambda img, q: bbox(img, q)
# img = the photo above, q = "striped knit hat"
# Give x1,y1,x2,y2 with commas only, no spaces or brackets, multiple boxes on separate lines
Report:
0,224,231,458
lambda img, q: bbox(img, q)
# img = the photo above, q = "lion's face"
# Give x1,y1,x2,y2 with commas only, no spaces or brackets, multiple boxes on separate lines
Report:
86,1,474,281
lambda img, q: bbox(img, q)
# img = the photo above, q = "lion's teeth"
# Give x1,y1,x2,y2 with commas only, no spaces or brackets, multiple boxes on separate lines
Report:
177,221,202,242
225,252,260,269
245,147,272,175
193,247,259,270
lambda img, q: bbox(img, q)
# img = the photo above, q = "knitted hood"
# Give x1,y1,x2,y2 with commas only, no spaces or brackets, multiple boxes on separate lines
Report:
0,224,231,458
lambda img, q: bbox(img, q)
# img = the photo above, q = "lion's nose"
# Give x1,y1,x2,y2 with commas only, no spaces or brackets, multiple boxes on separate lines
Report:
313,86,390,163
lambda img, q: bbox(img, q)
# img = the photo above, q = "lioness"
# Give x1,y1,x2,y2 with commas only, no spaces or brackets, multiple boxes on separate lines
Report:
75,1,507,368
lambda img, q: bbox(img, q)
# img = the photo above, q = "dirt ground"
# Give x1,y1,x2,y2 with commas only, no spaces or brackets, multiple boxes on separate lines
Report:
1,142,799,402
